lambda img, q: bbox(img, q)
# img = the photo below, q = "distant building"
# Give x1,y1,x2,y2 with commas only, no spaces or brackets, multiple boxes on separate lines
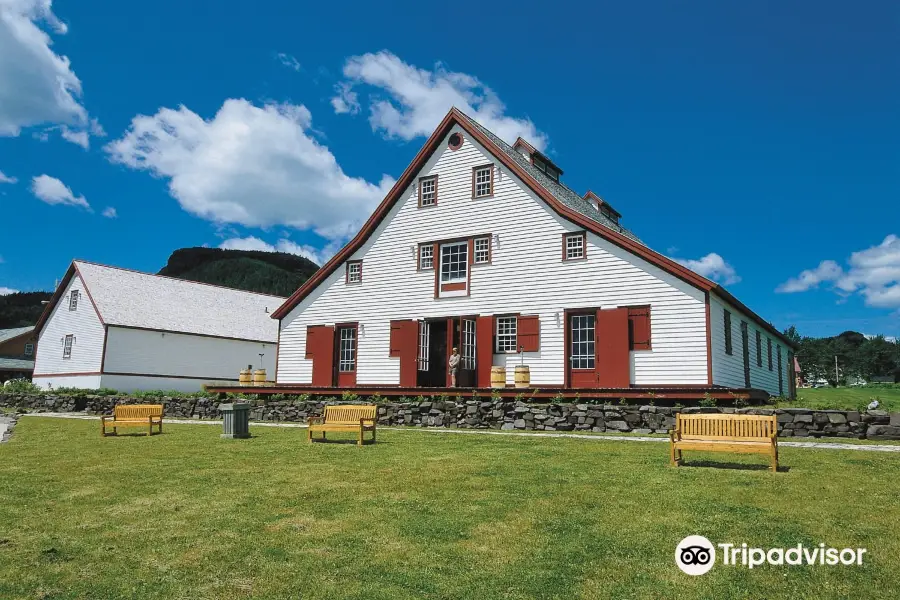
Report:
33,261,283,392
0,326,36,383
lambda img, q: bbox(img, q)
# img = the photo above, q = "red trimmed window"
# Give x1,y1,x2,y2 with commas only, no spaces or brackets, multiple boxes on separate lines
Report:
473,236,491,264
418,176,437,207
473,165,493,198
448,132,463,151
346,261,362,284
563,232,586,261
627,306,651,350
62,334,73,359
69,290,79,311
418,244,434,270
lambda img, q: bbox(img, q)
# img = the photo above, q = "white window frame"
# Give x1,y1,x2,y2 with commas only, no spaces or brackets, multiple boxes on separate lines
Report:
24,343,34,357
564,232,585,261
419,176,437,207
346,261,362,284
338,326,357,372
419,244,434,270
62,334,74,359
473,237,491,264
496,317,518,353
69,290,79,311
474,166,493,198
439,241,468,297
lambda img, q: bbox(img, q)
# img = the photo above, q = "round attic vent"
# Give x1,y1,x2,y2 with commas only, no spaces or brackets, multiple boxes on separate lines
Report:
448,132,463,150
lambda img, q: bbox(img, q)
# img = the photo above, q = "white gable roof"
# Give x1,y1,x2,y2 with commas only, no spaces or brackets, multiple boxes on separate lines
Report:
74,261,283,342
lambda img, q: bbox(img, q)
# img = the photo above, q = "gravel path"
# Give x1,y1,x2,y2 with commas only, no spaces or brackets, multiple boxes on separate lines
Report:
16,412,900,453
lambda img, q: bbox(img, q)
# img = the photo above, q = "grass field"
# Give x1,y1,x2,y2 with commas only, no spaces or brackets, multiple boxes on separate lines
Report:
1,418,898,600
775,386,900,411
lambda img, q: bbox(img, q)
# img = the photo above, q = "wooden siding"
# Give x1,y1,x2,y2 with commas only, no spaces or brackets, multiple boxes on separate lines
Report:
104,326,273,380
710,294,788,396
98,373,238,393
33,272,105,383
278,126,708,386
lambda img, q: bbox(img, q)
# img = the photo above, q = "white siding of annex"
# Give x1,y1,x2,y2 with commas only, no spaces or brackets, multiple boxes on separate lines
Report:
103,327,274,381
98,374,237,393
34,375,102,390
278,126,709,386
709,294,788,396
34,272,105,384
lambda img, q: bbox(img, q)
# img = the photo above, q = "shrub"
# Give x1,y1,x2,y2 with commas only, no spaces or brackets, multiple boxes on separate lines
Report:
341,391,360,403
553,391,565,404
699,393,717,408
491,390,503,403
2,379,41,394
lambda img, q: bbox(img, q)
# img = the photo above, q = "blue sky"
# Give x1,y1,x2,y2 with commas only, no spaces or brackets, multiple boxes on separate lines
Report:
0,0,897,338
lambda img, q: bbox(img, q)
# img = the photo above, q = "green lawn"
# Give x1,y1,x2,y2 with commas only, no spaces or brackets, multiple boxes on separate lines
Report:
1,418,898,599
776,386,900,411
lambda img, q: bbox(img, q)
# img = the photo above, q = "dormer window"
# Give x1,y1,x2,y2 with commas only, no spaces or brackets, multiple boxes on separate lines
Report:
69,289,79,311
24,343,34,357
532,155,560,182
473,165,493,198
418,176,437,207
346,261,362,284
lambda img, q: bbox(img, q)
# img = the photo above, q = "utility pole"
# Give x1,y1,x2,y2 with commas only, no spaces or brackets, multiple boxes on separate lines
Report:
834,355,839,386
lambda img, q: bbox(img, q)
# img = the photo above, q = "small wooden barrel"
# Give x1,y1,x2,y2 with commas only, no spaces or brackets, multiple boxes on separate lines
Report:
490,366,507,388
253,369,267,385
239,369,252,387
514,365,531,389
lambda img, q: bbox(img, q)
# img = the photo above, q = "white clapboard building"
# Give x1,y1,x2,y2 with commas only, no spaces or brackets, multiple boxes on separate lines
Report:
271,108,796,400
33,261,283,392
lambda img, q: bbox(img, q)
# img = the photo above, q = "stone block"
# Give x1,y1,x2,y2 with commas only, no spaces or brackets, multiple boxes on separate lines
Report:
827,413,847,424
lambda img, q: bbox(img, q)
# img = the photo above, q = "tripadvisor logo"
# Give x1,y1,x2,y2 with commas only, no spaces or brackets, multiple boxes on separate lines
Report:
675,536,867,576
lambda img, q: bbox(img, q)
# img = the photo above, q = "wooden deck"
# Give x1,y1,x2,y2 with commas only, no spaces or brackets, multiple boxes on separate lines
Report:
205,384,770,404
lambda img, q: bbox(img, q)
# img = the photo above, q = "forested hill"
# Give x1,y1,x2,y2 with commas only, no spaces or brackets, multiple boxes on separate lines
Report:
0,292,53,329
791,328,900,383
157,247,320,297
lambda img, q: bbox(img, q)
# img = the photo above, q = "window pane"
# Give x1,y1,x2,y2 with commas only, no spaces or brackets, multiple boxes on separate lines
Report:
474,237,490,263
338,327,356,372
496,317,518,352
440,242,467,282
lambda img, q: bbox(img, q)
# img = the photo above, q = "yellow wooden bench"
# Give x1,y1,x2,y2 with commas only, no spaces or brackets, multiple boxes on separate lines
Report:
308,405,376,446
101,404,164,437
669,413,778,472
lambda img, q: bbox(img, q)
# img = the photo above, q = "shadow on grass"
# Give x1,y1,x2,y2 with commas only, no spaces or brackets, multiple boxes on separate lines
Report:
679,460,790,473
308,438,383,446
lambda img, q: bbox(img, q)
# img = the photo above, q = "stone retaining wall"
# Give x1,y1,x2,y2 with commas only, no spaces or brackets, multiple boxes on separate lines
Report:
2,393,899,440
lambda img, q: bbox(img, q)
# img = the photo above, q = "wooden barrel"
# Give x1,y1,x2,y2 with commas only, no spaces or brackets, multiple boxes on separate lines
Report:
239,369,252,387
490,366,507,388
514,365,531,389
253,369,267,385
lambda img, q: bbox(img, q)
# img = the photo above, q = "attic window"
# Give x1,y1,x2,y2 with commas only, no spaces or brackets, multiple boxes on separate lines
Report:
346,261,362,284
418,176,437,207
532,155,560,182
25,343,34,357
69,290,79,311
473,165,493,198
563,232,586,261
600,206,619,224
448,132,463,151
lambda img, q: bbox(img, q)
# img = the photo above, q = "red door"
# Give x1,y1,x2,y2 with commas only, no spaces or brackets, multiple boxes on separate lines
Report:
335,324,358,387
568,312,597,388
306,325,335,386
390,320,419,387
596,308,630,388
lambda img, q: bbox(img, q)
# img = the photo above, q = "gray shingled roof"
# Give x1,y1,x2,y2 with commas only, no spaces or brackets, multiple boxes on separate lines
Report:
458,112,642,243
0,327,33,345
0,358,34,371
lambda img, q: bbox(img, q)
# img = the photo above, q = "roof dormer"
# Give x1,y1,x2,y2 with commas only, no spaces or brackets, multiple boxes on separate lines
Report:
584,190,621,225
513,137,563,183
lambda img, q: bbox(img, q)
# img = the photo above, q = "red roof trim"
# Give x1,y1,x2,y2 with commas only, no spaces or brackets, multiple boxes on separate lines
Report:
271,109,795,349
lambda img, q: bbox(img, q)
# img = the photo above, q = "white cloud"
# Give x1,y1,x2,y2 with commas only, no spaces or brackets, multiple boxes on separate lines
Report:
334,51,547,149
675,253,741,285
0,0,97,146
0,286,19,295
777,235,900,309
106,99,394,244
101,206,117,218
776,260,843,293
276,52,301,72
0,169,16,183
219,235,335,266
30,174,91,210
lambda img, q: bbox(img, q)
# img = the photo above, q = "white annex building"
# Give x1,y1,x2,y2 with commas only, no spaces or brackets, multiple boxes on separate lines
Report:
33,261,283,392
271,109,797,400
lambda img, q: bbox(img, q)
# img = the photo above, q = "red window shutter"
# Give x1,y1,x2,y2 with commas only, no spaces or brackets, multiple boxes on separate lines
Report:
596,308,630,387
389,320,418,387
518,315,540,352
628,306,651,350
306,325,335,386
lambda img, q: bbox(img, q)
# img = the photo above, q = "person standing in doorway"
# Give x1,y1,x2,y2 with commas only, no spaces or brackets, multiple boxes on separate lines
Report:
449,347,461,387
